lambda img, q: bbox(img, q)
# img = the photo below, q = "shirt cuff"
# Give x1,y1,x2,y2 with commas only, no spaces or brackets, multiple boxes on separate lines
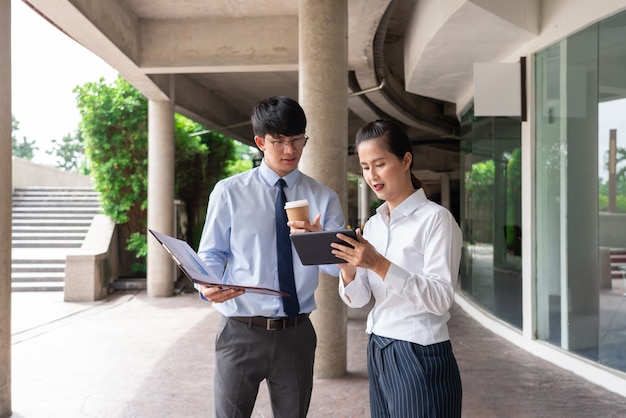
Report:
382,263,410,292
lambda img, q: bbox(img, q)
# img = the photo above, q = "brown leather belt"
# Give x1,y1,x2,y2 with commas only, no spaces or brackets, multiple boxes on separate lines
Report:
231,313,310,330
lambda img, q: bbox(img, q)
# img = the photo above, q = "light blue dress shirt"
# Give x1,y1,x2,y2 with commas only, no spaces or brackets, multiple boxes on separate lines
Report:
197,160,345,317
339,188,462,345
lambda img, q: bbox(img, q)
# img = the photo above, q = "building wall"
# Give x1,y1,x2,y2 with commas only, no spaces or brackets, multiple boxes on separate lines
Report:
11,157,92,190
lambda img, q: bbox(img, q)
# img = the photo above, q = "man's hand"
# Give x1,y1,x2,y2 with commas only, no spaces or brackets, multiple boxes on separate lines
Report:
288,213,323,234
199,284,245,303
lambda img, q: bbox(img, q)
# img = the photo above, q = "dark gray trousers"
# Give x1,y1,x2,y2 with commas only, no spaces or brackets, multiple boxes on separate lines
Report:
213,316,316,418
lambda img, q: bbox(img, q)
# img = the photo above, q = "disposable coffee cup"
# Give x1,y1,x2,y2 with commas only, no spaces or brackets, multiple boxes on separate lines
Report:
284,199,310,222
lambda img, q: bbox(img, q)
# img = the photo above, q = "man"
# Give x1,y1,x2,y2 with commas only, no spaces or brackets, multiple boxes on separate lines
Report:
197,96,345,417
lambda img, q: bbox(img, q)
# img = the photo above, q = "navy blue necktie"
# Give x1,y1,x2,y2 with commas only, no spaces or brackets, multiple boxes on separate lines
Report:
275,179,300,318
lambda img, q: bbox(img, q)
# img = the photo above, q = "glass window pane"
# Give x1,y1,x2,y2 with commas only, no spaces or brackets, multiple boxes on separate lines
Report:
598,11,626,372
535,12,626,373
460,111,522,329
535,43,564,345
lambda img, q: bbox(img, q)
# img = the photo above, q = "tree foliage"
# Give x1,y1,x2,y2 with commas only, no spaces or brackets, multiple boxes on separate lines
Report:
11,115,37,160
75,77,148,230
47,130,87,174
465,160,495,243
74,76,239,273
174,115,238,247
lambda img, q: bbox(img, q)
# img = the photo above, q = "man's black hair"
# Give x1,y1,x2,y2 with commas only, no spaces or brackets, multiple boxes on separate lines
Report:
251,96,307,138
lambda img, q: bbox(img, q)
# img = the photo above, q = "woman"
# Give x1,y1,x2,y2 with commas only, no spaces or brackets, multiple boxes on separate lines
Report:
332,119,463,418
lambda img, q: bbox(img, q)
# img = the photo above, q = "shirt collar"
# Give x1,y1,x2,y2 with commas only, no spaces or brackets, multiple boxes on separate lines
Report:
258,160,300,188
376,188,428,218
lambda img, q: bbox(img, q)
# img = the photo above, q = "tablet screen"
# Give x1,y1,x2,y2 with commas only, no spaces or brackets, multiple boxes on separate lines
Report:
290,229,356,265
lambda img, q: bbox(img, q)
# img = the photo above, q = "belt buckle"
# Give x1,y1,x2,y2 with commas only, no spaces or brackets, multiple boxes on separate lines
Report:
266,318,288,330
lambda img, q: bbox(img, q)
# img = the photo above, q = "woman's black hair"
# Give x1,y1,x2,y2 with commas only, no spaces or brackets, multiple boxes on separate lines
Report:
355,119,426,192
250,96,307,138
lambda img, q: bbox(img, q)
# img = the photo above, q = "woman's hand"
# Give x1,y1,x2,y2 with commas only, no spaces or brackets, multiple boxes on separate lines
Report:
199,284,245,303
331,229,391,279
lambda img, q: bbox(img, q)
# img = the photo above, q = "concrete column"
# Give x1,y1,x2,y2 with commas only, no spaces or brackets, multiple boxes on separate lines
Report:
299,0,348,378
359,177,370,229
0,1,11,415
147,99,175,297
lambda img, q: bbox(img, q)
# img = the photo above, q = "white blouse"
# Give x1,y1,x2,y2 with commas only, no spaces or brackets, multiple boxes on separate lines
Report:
339,188,462,346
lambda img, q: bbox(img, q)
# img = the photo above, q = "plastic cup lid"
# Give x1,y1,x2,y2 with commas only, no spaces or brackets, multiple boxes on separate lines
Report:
284,199,309,209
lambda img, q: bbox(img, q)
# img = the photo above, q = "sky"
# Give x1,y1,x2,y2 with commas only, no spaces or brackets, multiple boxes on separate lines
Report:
10,0,118,164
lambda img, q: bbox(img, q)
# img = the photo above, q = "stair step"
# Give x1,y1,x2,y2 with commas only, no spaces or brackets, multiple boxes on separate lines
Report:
12,240,84,248
12,216,97,223
13,186,100,196
13,194,100,199
13,203,99,208
13,211,99,216
12,282,65,292
12,256,67,262
11,272,65,282
12,218,95,225
11,247,76,256
13,207,102,214
12,191,99,196
13,226,90,233
13,199,100,208
11,187,103,292
13,233,87,240
12,263,65,273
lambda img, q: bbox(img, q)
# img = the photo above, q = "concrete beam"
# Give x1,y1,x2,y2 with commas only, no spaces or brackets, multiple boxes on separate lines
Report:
170,74,253,144
140,16,299,72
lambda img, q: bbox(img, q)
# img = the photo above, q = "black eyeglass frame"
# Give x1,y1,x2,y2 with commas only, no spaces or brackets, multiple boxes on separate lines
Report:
266,135,309,152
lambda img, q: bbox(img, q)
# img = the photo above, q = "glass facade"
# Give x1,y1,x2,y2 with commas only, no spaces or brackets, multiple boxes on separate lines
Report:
459,111,522,330
460,9,626,375
535,11,626,372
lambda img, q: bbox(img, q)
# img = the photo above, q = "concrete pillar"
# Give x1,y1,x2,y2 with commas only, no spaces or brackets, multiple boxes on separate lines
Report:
299,0,348,378
358,177,370,229
0,1,11,415
147,99,175,297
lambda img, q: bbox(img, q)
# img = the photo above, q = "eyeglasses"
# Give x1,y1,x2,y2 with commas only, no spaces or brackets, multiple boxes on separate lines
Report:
266,135,309,152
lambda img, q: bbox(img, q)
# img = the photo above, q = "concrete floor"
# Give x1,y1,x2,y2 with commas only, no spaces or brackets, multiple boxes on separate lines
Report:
9,288,626,417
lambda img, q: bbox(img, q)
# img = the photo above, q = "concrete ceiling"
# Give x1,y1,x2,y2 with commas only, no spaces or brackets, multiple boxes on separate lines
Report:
22,0,540,189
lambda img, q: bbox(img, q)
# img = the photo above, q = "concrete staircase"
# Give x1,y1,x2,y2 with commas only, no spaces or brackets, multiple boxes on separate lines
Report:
11,186,102,292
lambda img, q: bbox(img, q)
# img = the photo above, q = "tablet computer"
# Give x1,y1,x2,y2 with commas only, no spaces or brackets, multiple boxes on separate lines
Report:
290,229,356,265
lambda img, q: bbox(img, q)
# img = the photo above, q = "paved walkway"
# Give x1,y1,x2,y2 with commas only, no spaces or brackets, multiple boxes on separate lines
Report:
9,288,626,417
